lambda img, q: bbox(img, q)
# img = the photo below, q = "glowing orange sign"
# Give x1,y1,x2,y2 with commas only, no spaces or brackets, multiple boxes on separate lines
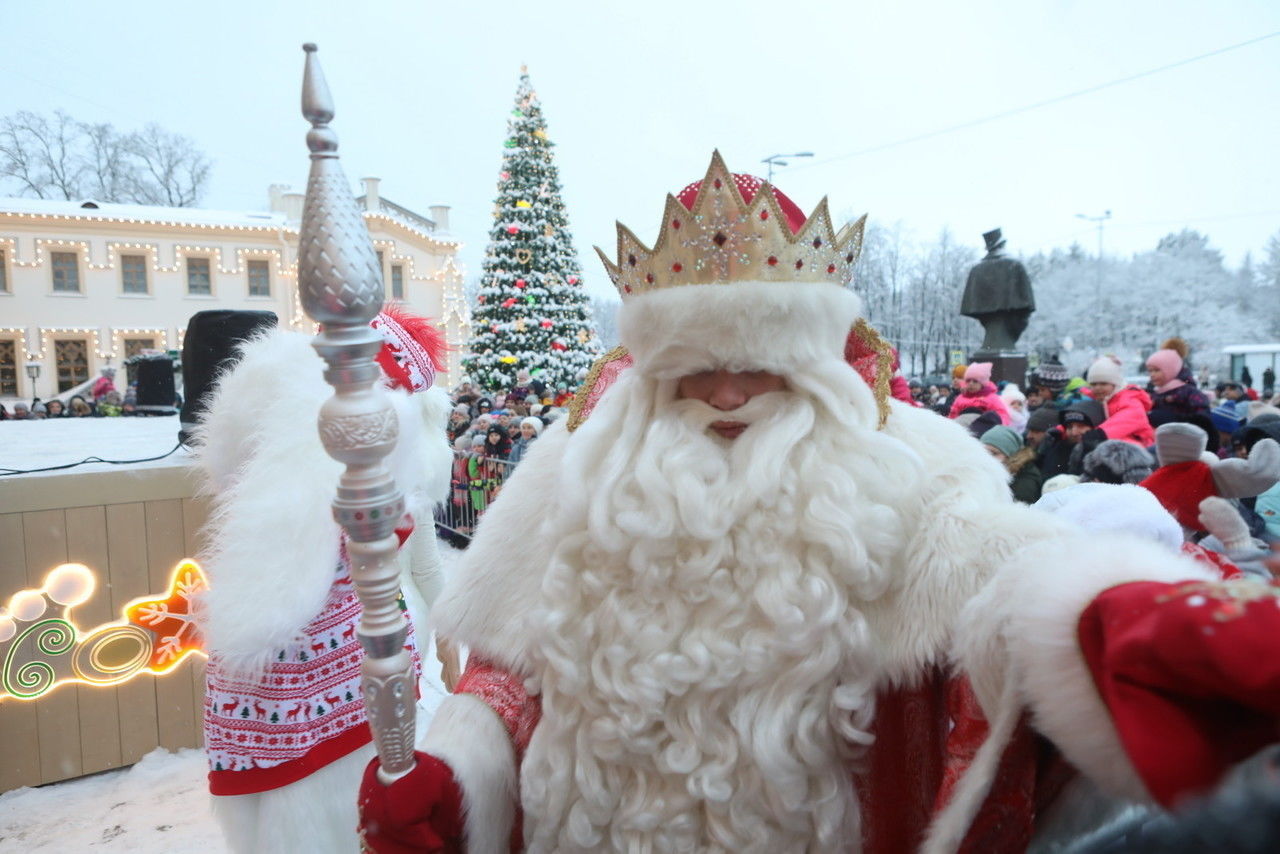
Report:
0,560,207,700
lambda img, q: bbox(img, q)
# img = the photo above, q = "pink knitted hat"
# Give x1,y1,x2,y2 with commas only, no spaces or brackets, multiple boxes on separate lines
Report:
1145,348,1182,379
964,362,993,384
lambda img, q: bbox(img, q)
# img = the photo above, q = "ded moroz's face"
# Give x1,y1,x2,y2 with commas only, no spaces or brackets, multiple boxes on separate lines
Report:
675,369,787,440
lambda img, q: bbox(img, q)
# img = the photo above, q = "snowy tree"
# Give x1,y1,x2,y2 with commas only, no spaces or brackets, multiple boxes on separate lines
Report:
1024,230,1269,376
589,296,621,349
463,70,602,391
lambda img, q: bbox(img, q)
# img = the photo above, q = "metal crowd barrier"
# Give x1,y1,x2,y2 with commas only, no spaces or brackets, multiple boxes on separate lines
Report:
434,450,517,545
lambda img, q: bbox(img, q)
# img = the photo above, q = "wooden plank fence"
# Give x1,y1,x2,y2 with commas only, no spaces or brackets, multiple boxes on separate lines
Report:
0,462,208,792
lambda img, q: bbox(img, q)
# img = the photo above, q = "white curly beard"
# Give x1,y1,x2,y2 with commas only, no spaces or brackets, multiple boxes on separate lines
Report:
520,363,923,853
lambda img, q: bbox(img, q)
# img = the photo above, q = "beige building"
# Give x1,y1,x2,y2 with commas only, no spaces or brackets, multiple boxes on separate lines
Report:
0,178,471,404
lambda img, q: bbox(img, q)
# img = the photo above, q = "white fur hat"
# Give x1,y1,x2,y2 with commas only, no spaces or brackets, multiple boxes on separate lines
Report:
1000,383,1026,404
619,282,862,379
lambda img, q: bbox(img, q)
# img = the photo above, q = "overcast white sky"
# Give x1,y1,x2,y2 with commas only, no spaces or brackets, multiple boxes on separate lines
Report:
1,1,1277,300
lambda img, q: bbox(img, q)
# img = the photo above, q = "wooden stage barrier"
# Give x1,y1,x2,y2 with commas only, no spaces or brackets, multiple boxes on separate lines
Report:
0,461,208,792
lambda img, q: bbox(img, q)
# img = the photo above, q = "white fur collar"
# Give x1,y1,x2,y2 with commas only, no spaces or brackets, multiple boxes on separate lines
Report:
193,329,452,666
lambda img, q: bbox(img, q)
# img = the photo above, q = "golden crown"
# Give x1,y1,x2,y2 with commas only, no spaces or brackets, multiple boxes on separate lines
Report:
595,151,866,298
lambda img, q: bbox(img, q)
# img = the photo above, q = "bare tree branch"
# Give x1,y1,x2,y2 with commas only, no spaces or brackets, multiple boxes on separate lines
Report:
80,121,136,202
0,110,211,207
0,110,87,199
124,123,210,207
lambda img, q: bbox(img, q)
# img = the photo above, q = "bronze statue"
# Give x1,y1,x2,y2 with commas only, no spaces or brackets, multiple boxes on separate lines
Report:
961,228,1035,351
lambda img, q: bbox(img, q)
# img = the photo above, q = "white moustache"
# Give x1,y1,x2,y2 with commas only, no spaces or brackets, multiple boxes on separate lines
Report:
665,390,799,431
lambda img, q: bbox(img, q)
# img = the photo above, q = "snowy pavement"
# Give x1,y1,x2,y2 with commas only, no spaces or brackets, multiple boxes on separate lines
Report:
0,747,222,853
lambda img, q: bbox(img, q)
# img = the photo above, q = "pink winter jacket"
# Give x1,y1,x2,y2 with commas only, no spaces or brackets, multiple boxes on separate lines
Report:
1098,385,1154,447
947,382,1011,425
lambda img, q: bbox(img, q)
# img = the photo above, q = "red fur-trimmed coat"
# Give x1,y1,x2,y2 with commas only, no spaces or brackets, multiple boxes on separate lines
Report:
421,399,1274,852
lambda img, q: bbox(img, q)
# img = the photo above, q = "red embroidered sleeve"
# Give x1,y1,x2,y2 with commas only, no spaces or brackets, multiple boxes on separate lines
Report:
1079,578,1280,807
454,656,542,763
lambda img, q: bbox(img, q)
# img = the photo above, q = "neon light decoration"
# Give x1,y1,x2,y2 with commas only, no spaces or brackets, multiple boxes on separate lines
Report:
0,560,208,701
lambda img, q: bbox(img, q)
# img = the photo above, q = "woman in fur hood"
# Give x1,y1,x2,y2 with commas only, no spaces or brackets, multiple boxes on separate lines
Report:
980,425,1043,503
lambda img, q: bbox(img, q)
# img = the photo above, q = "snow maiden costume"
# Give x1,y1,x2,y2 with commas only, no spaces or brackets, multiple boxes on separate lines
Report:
358,154,1280,853
195,307,452,852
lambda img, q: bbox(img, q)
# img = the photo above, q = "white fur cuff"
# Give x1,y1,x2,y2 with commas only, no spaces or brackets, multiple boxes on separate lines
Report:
1000,534,1215,802
420,693,517,854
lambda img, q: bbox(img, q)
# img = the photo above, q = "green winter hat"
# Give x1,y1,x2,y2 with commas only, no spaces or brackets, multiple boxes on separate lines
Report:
980,425,1023,459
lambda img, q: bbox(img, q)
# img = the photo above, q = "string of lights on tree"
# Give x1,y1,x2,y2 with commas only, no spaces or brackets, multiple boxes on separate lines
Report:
463,68,602,392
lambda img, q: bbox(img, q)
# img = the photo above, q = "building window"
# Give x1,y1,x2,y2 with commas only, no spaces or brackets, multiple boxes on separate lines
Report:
247,259,271,296
186,257,211,295
51,251,80,292
54,338,89,391
121,254,148,294
376,250,385,283
123,337,155,359
0,249,8,293
391,264,404,300
124,337,156,386
0,340,16,396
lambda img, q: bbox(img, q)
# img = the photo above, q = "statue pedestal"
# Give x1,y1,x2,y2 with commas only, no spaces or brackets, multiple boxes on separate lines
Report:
972,350,1028,388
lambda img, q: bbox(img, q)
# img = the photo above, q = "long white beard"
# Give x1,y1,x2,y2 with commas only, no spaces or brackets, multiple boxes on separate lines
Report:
521,364,924,853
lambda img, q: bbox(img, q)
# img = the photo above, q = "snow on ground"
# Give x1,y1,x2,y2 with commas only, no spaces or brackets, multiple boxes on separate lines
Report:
0,544,464,852
0,747,221,853
0,416,190,478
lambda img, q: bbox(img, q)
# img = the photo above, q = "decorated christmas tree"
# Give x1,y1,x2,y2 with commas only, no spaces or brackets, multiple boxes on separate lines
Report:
463,68,602,392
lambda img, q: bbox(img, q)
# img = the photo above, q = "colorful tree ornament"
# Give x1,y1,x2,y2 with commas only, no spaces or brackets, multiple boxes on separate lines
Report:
515,279,526,288
501,297,517,308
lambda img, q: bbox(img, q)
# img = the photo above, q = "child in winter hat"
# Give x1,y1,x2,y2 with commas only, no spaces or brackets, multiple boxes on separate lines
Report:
1000,383,1028,432
1086,356,1124,388
964,362,993,385
1145,349,1184,392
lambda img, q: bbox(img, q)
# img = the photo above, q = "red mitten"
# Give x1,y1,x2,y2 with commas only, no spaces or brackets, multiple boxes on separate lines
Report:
1078,579,1280,807
358,751,464,854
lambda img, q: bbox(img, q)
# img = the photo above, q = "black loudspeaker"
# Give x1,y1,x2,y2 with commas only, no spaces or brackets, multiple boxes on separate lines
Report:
179,310,279,446
135,358,177,413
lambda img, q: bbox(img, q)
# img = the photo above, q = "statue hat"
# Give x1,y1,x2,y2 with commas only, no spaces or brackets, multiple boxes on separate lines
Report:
982,228,1006,253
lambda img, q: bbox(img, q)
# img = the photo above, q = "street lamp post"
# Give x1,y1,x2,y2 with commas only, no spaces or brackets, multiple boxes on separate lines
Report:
1076,210,1112,343
762,151,814,182
25,362,41,404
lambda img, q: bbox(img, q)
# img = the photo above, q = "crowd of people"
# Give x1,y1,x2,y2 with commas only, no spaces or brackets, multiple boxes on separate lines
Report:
0,367,142,420
436,368,576,540
913,339,1280,540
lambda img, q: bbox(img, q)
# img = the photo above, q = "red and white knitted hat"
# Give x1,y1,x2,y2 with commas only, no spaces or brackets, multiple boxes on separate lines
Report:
370,305,448,393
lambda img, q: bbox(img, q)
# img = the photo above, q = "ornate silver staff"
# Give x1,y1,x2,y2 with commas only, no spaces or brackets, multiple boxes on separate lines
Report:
296,43,416,782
